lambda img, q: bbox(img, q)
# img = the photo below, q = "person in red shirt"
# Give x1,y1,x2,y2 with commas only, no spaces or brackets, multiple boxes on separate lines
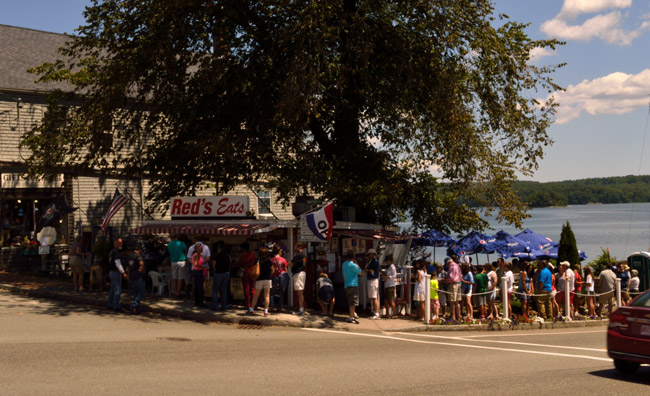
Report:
237,242,257,314
572,265,583,316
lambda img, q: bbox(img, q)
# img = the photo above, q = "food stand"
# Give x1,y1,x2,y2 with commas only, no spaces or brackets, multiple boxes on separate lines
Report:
131,195,405,309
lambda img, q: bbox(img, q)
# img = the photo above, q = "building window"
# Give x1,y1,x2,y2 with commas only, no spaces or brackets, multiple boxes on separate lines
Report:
256,189,271,215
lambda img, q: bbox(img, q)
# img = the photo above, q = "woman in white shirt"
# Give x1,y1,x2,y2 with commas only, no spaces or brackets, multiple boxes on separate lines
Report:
584,266,595,317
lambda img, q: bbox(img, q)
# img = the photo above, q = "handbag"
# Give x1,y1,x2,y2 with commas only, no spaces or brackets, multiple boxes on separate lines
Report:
250,260,260,282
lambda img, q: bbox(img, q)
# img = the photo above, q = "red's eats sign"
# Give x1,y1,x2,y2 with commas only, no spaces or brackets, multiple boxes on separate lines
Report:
170,196,249,218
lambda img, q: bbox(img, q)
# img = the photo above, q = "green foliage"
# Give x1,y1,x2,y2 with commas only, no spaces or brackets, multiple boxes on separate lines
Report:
558,221,580,266
515,176,650,207
588,248,616,277
21,0,563,231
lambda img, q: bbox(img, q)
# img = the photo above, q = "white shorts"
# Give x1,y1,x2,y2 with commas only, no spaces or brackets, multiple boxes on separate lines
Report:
413,293,425,302
255,279,272,290
293,272,306,291
367,278,379,299
171,261,186,280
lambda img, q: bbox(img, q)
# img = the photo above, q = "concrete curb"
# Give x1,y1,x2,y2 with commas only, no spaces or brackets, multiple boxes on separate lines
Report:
0,282,610,332
389,319,609,332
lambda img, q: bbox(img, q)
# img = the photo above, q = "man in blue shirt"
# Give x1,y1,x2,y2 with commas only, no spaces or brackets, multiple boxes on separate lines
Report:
536,260,553,319
342,251,363,324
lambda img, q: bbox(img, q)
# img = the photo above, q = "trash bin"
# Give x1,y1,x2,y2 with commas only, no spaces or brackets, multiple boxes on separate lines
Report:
627,252,650,292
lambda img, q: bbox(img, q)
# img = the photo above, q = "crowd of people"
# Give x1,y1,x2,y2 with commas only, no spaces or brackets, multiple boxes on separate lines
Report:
411,255,642,323
76,234,643,322
101,235,311,316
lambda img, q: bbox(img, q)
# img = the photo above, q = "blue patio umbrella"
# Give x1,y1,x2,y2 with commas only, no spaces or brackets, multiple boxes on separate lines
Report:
533,246,588,262
489,230,532,258
447,231,494,257
514,229,559,251
397,229,456,263
416,229,456,264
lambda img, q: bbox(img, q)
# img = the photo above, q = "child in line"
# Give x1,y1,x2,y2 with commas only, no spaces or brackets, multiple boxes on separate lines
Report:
430,271,440,323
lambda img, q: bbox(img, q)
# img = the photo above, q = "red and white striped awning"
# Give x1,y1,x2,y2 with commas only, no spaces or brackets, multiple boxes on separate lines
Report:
132,223,274,236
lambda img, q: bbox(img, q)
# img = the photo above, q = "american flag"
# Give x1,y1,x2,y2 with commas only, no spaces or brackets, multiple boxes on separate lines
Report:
101,188,130,232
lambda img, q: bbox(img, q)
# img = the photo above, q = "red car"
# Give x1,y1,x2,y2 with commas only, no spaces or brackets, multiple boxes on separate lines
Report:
607,289,650,373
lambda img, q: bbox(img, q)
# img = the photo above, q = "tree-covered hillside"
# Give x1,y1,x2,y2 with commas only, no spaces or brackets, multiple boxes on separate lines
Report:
515,175,650,207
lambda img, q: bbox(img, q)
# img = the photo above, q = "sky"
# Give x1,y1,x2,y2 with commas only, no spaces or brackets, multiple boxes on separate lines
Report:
2,0,650,183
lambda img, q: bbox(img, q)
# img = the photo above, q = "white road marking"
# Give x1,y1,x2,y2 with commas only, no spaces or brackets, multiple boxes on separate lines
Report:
460,330,605,338
392,332,606,352
302,328,611,362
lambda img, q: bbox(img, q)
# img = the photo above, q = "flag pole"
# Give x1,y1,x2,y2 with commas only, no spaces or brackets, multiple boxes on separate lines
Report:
120,189,155,220
299,199,336,217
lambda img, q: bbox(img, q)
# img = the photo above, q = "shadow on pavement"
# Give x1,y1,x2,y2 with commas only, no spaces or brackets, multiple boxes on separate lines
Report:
588,367,650,385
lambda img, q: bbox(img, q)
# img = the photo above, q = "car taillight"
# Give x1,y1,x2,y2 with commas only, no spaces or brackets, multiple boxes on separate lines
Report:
609,312,629,331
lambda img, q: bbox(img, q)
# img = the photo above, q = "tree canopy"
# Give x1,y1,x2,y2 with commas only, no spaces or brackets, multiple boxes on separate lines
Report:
22,0,563,232
515,176,650,207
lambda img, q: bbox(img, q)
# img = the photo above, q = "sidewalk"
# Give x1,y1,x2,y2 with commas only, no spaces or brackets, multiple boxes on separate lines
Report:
0,271,608,332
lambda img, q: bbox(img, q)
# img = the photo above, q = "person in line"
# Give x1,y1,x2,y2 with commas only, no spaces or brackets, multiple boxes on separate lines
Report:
290,243,307,316
460,263,474,318
429,271,440,322
629,269,640,301
617,264,631,305
69,235,86,291
316,273,335,316
503,262,514,317
237,242,257,314
190,243,208,307
473,264,488,320
249,245,273,317
486,262,499,320
436,263,448,318
517,261,531,318
342,251,363,324
583,266,596,317
128,243,146,314
167,234,187,298
270,243,289,312
548,263,560,318
536,260,553,320
597,263,617,316
107,238,127,311
210,241,231,312
572,264,583,316
365,248,381,319
556,261,575,318
382,255,397,318
413,260,426,321
446,257,462,321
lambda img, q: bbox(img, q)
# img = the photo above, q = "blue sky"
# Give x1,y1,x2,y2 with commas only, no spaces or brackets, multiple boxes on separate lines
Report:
2,0,650,183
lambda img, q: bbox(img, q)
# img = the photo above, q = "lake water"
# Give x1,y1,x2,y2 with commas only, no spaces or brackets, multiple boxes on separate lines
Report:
404,202,650,263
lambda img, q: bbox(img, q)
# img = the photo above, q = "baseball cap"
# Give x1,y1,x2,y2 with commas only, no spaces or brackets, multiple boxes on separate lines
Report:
560,261,570,267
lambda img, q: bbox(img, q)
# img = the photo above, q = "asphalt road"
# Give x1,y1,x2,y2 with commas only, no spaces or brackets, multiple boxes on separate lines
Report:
1,290,648,396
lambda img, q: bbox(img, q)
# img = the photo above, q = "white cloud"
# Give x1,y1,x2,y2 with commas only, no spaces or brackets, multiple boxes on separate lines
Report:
542,0,649,45
529,47,555,62
558,0,632,20
550,69,650,124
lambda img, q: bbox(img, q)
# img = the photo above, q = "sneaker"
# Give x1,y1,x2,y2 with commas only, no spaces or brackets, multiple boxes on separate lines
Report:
373,313,381,320
347,317,359,324
264,312,269,317
353,313,359,319
295,311,305,316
